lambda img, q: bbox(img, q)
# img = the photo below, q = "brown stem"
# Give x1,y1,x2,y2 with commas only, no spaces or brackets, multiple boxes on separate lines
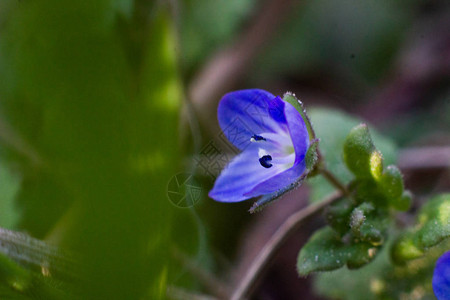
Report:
318,167,350,197
230,190,343,300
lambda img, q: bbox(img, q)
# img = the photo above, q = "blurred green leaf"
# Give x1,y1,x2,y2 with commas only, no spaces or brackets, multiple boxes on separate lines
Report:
392,193,450,264
392,190,412,212
314,238,449,300
0,159,19,229
252,0,411,83
0,1,194,298
180,0,255,72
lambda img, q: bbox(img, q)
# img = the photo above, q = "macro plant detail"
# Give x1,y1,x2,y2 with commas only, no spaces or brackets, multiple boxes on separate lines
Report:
210,89,450,300
0,1,447,300
209,89,314,207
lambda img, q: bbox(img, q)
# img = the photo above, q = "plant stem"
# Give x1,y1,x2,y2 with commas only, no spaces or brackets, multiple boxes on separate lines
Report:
230,190,343,300
318,167,350,197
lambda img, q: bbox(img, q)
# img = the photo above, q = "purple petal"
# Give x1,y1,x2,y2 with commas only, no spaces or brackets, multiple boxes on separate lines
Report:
208,145,285,203
268,96,287,124
284,101,309,164
243,101,309,197
433,251,450,300
244,160,306,197
218,89,287,150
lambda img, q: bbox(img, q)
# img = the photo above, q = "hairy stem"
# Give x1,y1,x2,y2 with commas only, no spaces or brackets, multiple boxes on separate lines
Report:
318,167,350,197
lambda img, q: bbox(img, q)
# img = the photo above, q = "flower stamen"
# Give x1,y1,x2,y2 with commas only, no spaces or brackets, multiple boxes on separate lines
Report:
259,155,273,168
250,135,266,142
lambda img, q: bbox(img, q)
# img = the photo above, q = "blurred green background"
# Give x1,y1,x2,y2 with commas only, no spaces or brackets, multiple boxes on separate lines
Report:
0,0,448,299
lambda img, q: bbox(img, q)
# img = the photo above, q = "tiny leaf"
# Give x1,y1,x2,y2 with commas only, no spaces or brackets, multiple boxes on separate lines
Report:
379,165,404,201
350,203,387,245
391,190,412,212
297,227,379,276
343,124,376,179
415,193,450,249
391,234,424,264
325,197,354,235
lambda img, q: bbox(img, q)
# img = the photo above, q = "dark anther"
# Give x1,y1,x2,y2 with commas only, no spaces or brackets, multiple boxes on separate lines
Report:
259,155,273,168
251,134,266,141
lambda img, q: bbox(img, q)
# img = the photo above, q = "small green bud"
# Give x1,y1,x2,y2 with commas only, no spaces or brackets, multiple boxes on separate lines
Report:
343,124,376,179
391,190,412,211
380,165,404,201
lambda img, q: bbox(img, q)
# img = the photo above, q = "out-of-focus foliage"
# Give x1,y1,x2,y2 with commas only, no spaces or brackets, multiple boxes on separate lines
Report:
0,0,196,298
251,0,411,84
180,0,255,73
392,193,450,263
0,159,19,228
315,234,450,300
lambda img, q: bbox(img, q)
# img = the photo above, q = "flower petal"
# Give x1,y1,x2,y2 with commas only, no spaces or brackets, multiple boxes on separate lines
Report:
244,101,309,197
244,159,306,197
268,96,287,124
208,145,286,203
218,89,287,150
284,101,310,164
433,251,450,300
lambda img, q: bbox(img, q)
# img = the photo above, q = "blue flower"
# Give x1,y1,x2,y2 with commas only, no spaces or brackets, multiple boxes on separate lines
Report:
208,89,310,203
433,251,450,300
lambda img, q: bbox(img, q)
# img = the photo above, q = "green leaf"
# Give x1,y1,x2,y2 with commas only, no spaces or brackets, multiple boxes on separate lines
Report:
392,190,412,212
282,92,316,140
391,193,450,263
325,197,354,235
314,238,449,300
297,227,379,276
391,233,423,263
305,139,319,171
0,1,192,298
314,241,391,300
378,165,404,201
0,160,20,228
343,124,376,179
415,193,450,249
350,203,387,246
